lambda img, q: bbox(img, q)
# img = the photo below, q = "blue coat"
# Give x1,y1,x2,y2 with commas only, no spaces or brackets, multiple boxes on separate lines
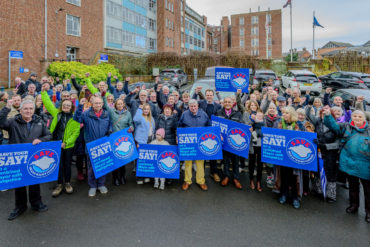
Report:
178,109,210,128
324,115,370,180
106,77,129,99
133,108,155,144
73,104,112,143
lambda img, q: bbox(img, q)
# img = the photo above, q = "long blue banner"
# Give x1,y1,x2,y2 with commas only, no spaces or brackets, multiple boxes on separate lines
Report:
177,127,223,161
86,128,138,178
136,144,180,179
0,141,62,190
211,116,251,158
215,67,250,93
261,127,318,171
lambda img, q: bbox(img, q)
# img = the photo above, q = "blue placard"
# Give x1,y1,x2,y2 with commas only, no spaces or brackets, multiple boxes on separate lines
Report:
261,127,318,171
0,141,62,190
86,128,138,178
177,127,223,161
9,50,23,59
100,54,108,62
215,67,250,92
211,116,251,158
136,144,180,179
19,67,24,73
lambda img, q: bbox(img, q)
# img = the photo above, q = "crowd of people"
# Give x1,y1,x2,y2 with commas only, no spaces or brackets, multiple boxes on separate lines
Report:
0,71,369,223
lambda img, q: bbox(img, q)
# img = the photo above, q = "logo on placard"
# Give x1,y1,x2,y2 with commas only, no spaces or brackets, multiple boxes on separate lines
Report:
227,128,249,151
157,151,180,174
231,72,249,89
113,135,134,159
286,138,316,165
27,149,59,178
198,133,221,156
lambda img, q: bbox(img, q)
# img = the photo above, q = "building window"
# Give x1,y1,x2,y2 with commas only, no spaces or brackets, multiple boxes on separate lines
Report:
268,50,272,58
240,39,244,47
266,14,271,24
240,28,244,36
268,38,272,46
165,37,168,47
202,41,204,48
66,14,80,36
214,38,218,44
149,0,156,12
165,19,168,28
149,18,156,31
202,29,204,37
268,26,272,34
165,0,168,9
66,0,81,6
251,38,259,47
239,17,244,25
190,36,193,45
251,26,258,36
252,16,259,25
66,47,78,61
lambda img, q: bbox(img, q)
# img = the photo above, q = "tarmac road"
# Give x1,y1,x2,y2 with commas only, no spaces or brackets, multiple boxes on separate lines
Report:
0,163,369,247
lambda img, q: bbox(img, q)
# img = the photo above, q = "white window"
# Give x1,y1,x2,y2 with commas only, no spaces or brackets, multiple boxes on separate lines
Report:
252,16,259,25
165,0,168,9
268,26,272,34
66,14,80,36
66,47,78,61
266,14,271,24
240,39,244,47
166,18,168,28
149,18,156,31
268,50,272,58
240,28,244,36
66,0,81,6
239,17,244,25
251,38,259,47
214,38,218,44
171,2,174,12
251,27,258,36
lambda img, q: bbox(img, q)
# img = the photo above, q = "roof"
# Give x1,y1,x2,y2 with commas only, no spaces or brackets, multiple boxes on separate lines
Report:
322,41,354,49
363,41,370,47
336,89,370,101
316,47,347,59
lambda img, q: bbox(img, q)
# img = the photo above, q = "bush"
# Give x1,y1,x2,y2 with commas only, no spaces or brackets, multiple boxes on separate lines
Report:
47,61,123,84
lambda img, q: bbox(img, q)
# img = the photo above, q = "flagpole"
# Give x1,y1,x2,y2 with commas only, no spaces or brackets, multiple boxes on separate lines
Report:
313,11,315,59
290,0,293,62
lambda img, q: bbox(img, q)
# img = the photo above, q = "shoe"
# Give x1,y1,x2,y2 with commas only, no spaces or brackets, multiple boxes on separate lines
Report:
31,203,48,212
98,186,108,194
113,178,120,186
1,189,8,192
154,180,159,189
221,177,229,187
199,183,208,191
292,199,301,209
77,172,84,181
249,180,255,190
182,182,190,191
326,198,336,203
52,184,63,197
366,213,370,223
279,195,287,204
159,182,165,190
233,179,243,190
144,178,151,183
136,178,144,185
239,167,244,174
345,206,358,214
120,177,126,185
65,183,73,194
8,207,27,221
303,191,309,197
210,173,221,183
256,181,262,192
88,188,97,197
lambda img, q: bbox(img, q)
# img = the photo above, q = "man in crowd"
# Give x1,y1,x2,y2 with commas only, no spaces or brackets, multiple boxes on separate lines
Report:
25,72,42,92
1,94,22,144
21,83,38,99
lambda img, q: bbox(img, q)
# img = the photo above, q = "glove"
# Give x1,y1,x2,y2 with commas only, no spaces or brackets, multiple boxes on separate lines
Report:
101,91,106,97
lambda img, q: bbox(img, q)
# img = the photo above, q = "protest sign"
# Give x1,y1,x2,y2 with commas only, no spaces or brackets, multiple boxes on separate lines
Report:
177,127,223,161
211,116,251,158
215,67,250,93
261,127,318,171
0,141,62,190
136,144,180,179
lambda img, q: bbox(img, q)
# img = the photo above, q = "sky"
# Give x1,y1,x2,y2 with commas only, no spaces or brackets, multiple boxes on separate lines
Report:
186,0,370,53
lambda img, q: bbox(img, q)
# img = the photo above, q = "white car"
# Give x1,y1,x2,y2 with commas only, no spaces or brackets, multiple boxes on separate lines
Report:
282,70,322,95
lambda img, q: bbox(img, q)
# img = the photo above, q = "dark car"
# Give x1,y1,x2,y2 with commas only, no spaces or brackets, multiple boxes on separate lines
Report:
251,70,280,89
330,89,370,111
319,71,369,91
159,68,187,88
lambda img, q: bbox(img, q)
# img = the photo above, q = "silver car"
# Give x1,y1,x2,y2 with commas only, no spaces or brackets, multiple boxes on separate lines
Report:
159,69,187,88
282,70,322,95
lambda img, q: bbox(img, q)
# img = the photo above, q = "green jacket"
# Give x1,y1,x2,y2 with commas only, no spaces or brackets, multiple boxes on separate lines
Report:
86,78,111,97
41,91,80,149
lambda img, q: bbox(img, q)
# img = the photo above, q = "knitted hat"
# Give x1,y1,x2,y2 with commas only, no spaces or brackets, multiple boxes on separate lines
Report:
156,128,165,138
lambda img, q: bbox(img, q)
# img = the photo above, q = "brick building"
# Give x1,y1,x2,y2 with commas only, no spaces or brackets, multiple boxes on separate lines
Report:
0,0,103,86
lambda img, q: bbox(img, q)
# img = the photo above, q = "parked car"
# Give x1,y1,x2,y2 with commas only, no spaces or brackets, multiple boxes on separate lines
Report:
204,66,233,77
330,89,370,111
319,71,369,91
159,68,187,88
251,69,280,89
282,70,322,95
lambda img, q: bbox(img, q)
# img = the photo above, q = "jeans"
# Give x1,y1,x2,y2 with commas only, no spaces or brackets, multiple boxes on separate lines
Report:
87,156,106,188
348,175,370,214
223,151,240,180
184,160,205,185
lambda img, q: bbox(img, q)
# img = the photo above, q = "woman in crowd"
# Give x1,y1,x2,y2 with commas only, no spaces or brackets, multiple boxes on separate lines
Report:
133,103,155,184
323,108,370,223
155,104,177,145
150,128,170,190
41,89,80,197
103,91,134,186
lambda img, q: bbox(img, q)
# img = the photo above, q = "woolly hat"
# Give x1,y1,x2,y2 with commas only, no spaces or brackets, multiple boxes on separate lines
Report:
156,128,165,138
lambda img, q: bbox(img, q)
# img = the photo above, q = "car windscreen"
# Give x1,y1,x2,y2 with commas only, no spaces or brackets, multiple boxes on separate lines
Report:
160,71,175,76
255,73,276,79
295,74,318,82
189,82,235,100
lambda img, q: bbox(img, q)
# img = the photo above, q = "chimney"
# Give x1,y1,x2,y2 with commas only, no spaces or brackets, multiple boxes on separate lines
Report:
258,6,260,12
249,8,251,13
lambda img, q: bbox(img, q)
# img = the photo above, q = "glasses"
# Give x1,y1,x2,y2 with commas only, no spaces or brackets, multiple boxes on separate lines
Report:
62,104,72,107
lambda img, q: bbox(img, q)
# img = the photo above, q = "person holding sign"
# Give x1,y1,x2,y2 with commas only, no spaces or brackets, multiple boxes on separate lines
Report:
216,96,244,189
41,87,80,197
0,100,52,220
74,96,112,197
323,108,370,223
277,107,305,209
150,128,170,190
178,99,211,191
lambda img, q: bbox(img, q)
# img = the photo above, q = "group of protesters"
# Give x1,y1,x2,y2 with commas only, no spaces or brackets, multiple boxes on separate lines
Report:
0,70,369,223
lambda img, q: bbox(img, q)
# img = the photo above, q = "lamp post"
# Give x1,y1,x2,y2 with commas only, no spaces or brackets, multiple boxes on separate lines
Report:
55,8,64,58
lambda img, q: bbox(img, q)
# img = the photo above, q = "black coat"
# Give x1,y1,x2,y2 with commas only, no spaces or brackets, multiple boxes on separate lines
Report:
216,108,243,123
155,114,178,145
0,107,52,144
25,78,42,92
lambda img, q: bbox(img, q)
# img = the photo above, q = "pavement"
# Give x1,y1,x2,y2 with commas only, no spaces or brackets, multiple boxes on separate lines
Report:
0,163,369,247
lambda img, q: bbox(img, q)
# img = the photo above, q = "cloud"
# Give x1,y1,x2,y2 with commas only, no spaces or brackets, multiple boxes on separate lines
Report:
31,156,55,170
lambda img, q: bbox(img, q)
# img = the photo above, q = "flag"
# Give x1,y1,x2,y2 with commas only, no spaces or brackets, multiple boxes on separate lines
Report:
313,16,324,28
318,152,327,199
283,0,291,8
